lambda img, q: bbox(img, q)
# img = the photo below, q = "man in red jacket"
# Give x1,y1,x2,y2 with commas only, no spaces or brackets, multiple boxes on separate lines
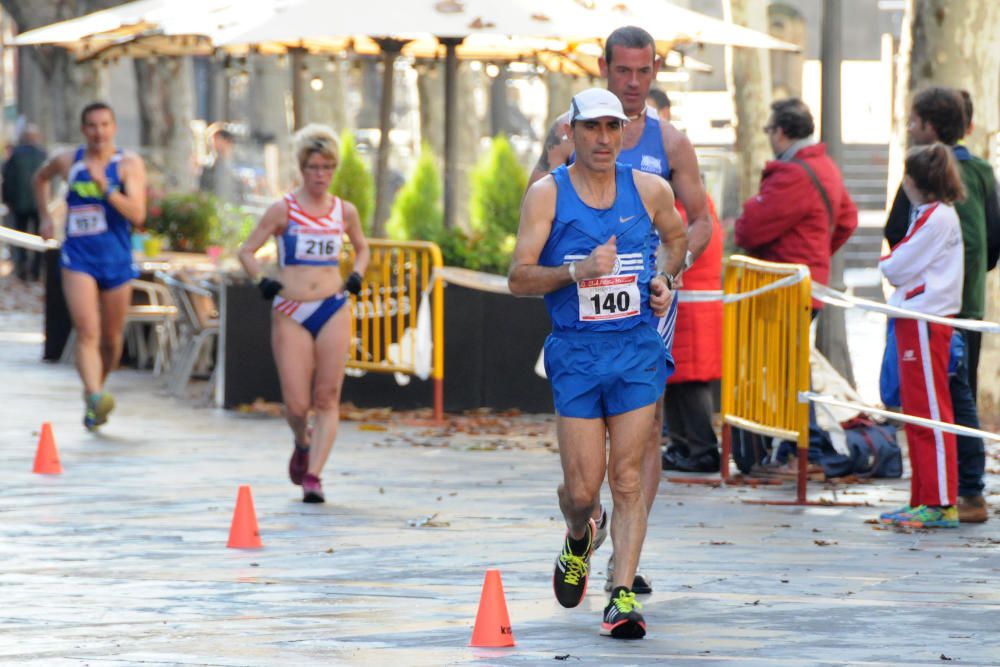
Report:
734,98,858,312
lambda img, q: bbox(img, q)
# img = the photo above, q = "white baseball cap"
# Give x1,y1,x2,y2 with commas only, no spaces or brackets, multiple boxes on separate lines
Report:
569,88,629,123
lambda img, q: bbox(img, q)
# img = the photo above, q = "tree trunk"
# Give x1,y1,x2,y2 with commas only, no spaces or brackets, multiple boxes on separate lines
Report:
134,57,195,191
250,53,293,192
3,0,117,143
815,0,855,386
896,0,1000,413
544,71,590,132
416,63,444,157
768,3,805,99
725,0,773,204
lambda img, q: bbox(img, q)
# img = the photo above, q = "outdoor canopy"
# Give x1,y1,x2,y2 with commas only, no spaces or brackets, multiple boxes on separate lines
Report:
15,0,798,229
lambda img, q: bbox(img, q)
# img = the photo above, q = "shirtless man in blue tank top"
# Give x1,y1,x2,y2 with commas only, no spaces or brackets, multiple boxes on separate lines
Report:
34,102,147,431
511,88,687,638
528,26,713,595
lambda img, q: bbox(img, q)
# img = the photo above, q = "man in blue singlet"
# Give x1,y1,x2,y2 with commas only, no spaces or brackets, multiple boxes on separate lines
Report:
511,88,687,638
35,102,147,431
528,25,712,595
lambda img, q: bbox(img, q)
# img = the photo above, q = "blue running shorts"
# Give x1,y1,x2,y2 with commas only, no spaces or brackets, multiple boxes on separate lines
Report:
273,293,347,338
544,325,667,419
60,250,138,291
655,295,678,378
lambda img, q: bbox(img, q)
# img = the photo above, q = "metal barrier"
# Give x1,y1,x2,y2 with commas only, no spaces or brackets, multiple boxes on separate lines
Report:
342,239,444,421
720,255,814,504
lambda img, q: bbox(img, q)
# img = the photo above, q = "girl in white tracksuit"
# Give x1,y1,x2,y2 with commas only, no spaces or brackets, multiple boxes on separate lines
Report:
878,143,965,528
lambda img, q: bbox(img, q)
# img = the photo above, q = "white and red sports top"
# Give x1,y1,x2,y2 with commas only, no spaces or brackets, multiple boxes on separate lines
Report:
879,201,964,317
277,193,345,268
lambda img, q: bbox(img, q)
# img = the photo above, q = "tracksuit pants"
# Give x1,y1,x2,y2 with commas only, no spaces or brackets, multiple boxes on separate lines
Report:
895,318,957,507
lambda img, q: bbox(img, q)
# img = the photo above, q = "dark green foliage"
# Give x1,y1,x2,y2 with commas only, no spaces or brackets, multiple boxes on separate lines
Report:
330,130,375,234
147,191,219,252
386,143,443,242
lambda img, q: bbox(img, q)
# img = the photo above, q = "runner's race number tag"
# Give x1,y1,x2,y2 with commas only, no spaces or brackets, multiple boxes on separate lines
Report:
577,274,640,321
295,231,341,262
66,204,108,237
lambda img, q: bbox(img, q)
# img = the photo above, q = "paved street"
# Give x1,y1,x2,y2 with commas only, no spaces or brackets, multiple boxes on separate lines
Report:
1,311,998,666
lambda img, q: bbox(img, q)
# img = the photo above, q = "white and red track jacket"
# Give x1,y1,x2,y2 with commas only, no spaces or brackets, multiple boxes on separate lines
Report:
879,201,964,317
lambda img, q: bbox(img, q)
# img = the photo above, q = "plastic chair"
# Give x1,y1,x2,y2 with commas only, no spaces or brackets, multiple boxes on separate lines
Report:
156,270,220,401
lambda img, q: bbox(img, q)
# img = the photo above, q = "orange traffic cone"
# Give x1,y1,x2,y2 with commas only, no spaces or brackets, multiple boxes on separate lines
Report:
227,485,262,548
469,569,515,647
32,422,62,475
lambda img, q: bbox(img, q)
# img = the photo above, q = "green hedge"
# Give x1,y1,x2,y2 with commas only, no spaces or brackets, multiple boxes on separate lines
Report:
330,130,375,234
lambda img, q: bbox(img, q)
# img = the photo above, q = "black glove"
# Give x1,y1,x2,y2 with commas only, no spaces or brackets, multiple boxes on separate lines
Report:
344,271,363,296
257,277,283,300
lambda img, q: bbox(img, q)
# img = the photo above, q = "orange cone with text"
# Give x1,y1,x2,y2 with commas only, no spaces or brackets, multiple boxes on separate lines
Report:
227,485,262,548
469,569,515,647
32,422,62,474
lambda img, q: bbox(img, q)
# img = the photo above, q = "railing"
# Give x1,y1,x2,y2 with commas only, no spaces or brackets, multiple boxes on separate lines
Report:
342,239,444,421
721,255,812,503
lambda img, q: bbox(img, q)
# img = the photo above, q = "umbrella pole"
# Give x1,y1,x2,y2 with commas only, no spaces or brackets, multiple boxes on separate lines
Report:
373,38,407,236
290,47,306,131
441,37,463,230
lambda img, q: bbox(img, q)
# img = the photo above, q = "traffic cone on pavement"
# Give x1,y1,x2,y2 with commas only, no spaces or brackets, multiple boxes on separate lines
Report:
32,422,62,475
469,569,515,647
227,485,262,548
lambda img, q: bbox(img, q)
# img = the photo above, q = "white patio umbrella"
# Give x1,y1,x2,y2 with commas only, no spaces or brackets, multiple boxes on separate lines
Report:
16,0,797,229
213,0,797,228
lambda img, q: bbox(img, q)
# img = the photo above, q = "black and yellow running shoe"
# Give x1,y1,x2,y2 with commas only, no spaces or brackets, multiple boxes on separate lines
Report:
552,517,595,608
601,586,646,639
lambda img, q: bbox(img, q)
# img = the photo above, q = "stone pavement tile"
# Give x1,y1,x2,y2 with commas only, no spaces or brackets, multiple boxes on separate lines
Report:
1,314,998,666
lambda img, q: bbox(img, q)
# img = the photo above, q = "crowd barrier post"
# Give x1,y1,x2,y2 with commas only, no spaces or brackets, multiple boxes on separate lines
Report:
342,239,444,421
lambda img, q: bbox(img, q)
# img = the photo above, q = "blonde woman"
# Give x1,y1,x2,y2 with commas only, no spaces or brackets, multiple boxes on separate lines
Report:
239,124,369,503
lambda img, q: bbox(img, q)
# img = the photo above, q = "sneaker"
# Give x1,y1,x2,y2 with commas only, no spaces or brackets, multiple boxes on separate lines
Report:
898,505,959,529
302,473,325,503
288,444,310,486
878,505,913,524
631,572,653,595
958,496,989,523
83,392,115,431
552,518,595,608
601,586,646,639
604,553,653,594
593,506,609,552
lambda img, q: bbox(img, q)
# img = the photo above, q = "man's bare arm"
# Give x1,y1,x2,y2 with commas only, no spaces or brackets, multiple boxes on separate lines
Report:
527,114,573,188
636,171,687,277
33,152,73,238
509,177,617,296
663,123,710,260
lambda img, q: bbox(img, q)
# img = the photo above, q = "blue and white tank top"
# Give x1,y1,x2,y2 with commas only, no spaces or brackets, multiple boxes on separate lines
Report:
278,193,345,268
62,147,132,266
617,108,671,180
540,163,657,333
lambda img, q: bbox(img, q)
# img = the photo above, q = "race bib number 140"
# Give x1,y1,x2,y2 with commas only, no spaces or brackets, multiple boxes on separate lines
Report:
577,274,640,321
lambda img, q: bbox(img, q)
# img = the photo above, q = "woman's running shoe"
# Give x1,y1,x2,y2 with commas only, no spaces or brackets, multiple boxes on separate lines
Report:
288,445,309,485
302,473,325,503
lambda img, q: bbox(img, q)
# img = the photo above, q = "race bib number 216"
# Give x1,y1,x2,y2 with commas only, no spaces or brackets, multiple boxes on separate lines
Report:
577,274,640,321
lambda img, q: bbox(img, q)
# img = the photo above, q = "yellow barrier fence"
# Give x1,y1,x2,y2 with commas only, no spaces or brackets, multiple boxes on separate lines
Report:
342,239,444,421
720,255,812,504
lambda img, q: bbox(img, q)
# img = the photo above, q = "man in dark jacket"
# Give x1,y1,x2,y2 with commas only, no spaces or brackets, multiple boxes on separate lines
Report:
2,124,46,280
734,99,858,312
883,86,993,523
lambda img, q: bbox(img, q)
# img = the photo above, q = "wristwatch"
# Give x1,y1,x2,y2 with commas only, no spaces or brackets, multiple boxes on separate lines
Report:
658,271,676,290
